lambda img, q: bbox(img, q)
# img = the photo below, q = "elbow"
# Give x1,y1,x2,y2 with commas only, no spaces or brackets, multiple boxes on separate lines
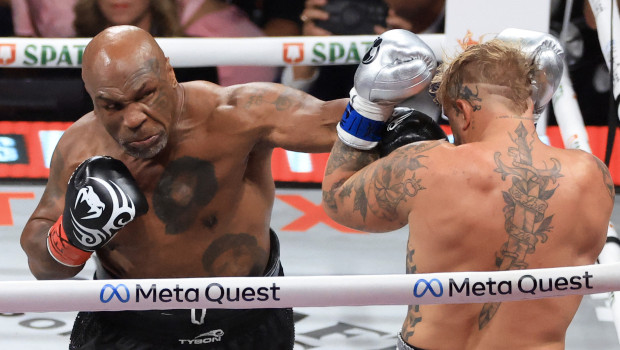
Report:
321,189,339,221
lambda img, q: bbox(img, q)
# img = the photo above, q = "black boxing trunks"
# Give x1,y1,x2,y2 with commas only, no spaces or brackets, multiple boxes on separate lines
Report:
397,332,427,350
69,230,294,350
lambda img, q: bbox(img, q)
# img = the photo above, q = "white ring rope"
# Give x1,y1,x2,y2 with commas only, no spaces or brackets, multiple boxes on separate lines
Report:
1,262,619,313
0,34,446,68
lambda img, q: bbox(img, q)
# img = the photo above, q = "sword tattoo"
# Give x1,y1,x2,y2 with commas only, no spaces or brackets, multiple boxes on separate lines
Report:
479,122,563,329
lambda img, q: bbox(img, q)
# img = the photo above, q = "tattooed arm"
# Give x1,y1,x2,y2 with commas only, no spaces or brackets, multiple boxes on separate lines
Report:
226,82,348,153
322,138,442,232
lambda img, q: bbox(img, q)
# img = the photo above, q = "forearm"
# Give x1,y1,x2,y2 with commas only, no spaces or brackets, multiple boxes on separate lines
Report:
21,219,84,280
270,95,347,153
322,139,379,227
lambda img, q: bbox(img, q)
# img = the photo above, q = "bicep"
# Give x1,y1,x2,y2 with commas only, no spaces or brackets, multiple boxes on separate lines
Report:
230,82,346,152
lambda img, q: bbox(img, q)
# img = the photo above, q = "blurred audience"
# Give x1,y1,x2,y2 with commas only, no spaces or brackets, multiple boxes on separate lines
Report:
282,0,444,101
178,0,277,86
11,0,76,37
232,0,304,37
74,0,182,37
0,0,13,36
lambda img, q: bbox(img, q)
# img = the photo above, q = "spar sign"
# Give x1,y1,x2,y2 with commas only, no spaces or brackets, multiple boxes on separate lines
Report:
0,39,90,67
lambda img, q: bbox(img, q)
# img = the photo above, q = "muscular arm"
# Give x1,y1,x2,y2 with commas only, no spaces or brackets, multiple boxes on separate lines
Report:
322,139,443,232
20,140,84,279
226,82,347,152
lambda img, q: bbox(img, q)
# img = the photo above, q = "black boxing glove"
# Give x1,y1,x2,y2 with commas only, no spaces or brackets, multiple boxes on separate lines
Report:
47,156,148,267
378,107,448,157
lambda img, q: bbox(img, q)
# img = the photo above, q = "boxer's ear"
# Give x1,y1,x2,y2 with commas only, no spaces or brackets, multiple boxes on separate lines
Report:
454,99,472,131
165,57,178,88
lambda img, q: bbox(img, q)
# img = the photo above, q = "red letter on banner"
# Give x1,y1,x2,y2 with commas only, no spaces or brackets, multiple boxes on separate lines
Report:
276,194,362,233
0,192,35,226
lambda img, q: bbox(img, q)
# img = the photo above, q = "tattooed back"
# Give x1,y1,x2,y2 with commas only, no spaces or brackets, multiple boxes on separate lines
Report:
394,127,611,349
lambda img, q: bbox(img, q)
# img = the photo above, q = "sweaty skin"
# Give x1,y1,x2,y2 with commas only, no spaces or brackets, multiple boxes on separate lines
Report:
21,25,347,280
322,84,613,349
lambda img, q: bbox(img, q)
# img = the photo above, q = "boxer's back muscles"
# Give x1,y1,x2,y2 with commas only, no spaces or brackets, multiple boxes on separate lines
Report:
386,134,611,349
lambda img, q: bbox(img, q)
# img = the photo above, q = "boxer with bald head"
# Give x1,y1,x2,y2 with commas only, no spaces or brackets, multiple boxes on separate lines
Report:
21,25,348,349
322,32,613,349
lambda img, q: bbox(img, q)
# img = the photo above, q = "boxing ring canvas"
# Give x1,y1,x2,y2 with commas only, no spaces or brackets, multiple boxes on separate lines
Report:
0,183,618,349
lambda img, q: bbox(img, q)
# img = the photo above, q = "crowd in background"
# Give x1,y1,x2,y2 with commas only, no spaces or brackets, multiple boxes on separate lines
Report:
0,0,613,127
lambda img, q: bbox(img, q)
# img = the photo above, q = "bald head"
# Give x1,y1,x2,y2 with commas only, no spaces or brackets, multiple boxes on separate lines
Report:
82,25,169,91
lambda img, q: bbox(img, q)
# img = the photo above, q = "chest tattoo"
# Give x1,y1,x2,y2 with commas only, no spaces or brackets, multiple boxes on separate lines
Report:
153,157,218,234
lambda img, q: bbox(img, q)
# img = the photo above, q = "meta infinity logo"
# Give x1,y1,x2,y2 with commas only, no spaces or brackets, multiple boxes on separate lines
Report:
413,278,444,297
100,284,131,303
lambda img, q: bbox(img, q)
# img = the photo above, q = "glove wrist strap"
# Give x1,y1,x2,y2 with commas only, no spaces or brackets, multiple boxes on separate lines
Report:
47,215,91,267
337,103,386,150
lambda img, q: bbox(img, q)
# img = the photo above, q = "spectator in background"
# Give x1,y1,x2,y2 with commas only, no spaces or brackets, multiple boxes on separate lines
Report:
74,0,182,37
11,0,76,37
282,0,444,101
232,0,304,37
177,0,277,86
0,0,13,36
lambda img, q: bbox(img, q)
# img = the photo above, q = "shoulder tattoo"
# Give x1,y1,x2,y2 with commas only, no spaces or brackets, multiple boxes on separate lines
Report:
591,155,615,200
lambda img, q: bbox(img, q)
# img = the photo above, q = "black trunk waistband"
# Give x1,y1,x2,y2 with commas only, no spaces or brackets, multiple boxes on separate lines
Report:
92,229,285,341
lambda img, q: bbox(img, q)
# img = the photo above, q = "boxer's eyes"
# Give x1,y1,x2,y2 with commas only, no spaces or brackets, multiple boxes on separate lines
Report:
103,102,123,111
139,89,156,103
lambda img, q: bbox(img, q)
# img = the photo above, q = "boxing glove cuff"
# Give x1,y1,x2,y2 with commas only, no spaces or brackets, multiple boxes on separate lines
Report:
337,89,394,149
338,103,386,150
47,215,92,267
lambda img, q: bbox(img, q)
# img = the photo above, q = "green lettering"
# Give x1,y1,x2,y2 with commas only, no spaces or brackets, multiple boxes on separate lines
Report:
329,43,345,62
311,43,326,64
362,41,374,53
74,45,86,65
57,46,72,66
345,43,361,63
23,45,38,66
41,45,57,65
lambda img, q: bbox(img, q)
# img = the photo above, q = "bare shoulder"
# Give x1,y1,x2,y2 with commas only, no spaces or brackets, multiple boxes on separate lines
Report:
572,149,615,201
218,82,309,115
51,113,112,179
181,81,298,117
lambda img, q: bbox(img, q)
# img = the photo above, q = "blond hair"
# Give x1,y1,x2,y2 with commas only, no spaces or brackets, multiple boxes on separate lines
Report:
431,39,534,114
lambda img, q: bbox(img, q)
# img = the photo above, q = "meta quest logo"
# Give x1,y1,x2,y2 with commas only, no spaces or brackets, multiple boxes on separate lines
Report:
100,272,595,306
100,282,282,304
413,272,595,299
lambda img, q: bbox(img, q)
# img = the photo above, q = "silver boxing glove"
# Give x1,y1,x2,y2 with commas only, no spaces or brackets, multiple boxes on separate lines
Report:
496,28,565,117
337,29,438,150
